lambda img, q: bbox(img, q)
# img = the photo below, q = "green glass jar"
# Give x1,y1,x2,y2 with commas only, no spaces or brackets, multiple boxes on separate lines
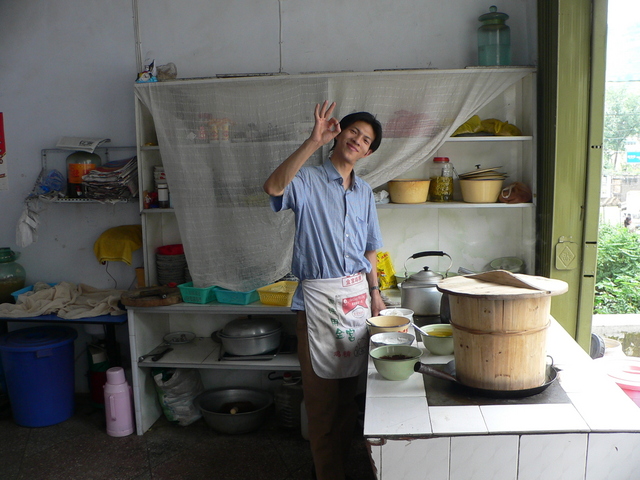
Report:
0,248,26,304
478,6,511,66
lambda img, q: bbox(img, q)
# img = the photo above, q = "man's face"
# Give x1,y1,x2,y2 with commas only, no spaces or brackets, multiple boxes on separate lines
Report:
334,120,375,165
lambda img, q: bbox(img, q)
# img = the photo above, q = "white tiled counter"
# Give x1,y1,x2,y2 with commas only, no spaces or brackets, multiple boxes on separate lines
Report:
363,318,640,480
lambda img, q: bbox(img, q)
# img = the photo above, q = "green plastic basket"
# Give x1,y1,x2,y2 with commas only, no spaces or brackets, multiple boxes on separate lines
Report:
178,282,218,304
215,288,259,305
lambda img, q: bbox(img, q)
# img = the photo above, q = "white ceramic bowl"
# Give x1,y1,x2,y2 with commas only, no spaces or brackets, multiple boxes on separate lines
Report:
379,308,414,323
366,315,411,335
370,332,415,348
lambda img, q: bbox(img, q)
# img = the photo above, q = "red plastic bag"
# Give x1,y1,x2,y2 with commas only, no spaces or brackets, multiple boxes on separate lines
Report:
498,182,532,204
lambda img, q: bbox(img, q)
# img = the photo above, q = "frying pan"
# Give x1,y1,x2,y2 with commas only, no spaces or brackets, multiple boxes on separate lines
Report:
414,360,560,399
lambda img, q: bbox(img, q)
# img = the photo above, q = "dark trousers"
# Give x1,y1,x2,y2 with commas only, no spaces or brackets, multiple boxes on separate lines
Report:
297,311,360,480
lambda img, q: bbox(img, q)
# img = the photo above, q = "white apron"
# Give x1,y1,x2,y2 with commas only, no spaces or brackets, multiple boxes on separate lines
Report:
301,273,371,379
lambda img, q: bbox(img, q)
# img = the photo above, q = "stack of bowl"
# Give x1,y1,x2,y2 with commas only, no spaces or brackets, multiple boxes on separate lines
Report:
458,166,508,203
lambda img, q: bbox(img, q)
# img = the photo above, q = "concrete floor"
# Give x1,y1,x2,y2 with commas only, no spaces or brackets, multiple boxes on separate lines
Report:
0,395,376,480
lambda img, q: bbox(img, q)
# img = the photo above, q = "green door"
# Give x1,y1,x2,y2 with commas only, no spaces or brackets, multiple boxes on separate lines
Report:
537,0,608,350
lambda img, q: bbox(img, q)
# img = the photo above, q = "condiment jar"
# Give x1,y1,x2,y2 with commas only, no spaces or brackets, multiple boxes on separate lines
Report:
478,5,511,66
157,183,170,208
66,151,101,198
0,248,26,304
429,157,454,202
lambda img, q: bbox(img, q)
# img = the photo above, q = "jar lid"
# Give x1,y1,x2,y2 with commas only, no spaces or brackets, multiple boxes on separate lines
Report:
0,247,18,263
433,157,449,163
220,317,282,338
479,5,509,23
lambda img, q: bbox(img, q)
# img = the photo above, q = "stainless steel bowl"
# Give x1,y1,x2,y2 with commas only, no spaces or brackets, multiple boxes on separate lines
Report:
194,388,273,434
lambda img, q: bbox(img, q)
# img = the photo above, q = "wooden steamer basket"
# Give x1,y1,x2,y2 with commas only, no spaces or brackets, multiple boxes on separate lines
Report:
437,271,568,391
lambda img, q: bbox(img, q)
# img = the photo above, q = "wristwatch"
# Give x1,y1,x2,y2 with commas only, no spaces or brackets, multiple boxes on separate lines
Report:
369,285,380,294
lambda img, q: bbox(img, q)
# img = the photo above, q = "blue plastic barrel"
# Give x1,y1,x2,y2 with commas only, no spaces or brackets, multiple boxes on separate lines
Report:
0,326,78,427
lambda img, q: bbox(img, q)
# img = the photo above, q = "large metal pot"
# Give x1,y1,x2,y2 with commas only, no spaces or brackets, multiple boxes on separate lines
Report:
194,387,273,434
217,317,282,356
400,251,452,316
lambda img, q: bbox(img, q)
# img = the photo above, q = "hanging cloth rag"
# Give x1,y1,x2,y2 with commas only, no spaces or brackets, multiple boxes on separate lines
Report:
93,225,142,265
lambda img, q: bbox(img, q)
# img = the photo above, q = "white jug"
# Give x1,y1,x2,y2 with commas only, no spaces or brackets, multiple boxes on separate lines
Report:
103,367,134,437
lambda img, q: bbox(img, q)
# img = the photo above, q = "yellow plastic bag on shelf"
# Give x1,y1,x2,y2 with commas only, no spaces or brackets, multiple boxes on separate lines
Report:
376,252,397,290
451,115,522,137
480,118,523,136
451,115,483,136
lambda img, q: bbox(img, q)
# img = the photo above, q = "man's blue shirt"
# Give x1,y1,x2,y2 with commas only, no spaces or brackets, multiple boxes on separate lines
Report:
270,159,383,310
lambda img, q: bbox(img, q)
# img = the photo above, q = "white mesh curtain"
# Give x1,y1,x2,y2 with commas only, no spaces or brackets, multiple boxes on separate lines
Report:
135,69,528,291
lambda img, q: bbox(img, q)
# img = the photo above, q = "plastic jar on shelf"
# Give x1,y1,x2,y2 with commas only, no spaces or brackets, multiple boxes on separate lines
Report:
66,151,101,198
428,157,454,202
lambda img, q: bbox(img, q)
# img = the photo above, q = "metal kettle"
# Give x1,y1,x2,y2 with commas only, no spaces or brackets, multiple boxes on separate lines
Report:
400,251,452,317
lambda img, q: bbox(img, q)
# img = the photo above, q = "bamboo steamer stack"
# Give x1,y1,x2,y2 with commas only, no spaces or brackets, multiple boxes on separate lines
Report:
437,271,568,391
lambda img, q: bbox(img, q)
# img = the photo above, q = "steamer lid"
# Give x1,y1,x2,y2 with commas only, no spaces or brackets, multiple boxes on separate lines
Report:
436,270,568,299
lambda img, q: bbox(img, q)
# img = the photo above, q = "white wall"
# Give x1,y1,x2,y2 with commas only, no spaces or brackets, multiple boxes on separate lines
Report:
0,0,537,289
0,0,537,389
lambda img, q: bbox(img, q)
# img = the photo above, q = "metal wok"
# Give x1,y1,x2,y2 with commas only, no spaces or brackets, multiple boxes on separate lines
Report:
414,360,560,399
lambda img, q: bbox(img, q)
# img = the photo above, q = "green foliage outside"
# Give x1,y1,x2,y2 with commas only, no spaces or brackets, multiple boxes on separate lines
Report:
604,83,640,174
594,223,640,314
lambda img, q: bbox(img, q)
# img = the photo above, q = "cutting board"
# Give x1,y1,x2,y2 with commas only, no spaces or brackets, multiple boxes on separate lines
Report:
120,286,182,307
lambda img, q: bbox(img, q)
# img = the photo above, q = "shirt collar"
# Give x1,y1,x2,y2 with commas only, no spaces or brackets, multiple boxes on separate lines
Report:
322,158,361,190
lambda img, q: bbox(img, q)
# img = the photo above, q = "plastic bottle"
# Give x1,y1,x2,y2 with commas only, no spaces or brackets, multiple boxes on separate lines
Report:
157,184,170,208
273,372,304,430
66,151,101,198
428,157,454,202
0,248,26,304
103,366,134,437
478,6,511,66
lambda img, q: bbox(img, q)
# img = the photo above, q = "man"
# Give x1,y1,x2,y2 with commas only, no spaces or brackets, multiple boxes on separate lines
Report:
264,101,384,480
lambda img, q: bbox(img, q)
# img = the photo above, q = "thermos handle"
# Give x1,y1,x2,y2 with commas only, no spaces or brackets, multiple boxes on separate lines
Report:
109,395,116,421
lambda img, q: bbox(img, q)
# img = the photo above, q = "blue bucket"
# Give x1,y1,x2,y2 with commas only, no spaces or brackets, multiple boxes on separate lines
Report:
0,326,78,427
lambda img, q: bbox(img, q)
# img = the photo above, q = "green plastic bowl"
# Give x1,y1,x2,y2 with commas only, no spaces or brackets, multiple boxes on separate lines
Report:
420,324,454,355
370,345,423,381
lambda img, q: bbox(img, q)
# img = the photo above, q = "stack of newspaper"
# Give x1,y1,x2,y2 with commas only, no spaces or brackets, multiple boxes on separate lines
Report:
82,156,138,200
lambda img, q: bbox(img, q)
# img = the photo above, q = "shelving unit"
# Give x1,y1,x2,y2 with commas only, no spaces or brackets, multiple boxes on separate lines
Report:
127,302,296,434
129,68,538,434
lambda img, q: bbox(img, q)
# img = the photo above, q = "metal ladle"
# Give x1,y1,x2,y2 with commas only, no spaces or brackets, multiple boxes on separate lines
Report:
411,322,430,337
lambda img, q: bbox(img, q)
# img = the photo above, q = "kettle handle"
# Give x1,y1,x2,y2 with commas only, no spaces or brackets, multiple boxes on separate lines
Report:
404,251,453,277
410,251,447,259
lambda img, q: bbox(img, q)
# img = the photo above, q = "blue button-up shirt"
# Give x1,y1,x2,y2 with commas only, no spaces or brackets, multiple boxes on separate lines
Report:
270,159,383,310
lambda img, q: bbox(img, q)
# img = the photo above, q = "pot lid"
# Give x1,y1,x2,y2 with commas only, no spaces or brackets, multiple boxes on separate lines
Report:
220,317,282,338
403,267,443,287
436,270,568,299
